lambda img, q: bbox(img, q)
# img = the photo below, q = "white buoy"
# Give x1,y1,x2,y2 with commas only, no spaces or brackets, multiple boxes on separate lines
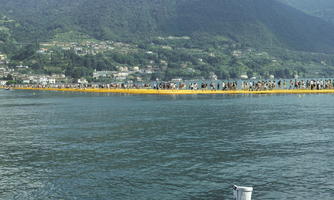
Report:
233,185,253,200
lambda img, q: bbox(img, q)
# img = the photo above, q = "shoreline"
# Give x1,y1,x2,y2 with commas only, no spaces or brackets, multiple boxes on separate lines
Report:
4,87,334,95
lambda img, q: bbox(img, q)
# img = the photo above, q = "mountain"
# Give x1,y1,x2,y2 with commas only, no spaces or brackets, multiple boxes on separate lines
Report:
164,0,334,53
0,15,17,53
278,0,334,24
1,0,334,53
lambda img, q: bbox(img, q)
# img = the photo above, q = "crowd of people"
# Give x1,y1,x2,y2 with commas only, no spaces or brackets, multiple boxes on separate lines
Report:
5,79,334,91
153,79,334,91
242,79,334,91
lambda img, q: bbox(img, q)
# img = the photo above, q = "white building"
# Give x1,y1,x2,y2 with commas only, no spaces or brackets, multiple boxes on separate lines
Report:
232,50,242,57
22,80,31,84
0,80,7,86
133,66,140,72
16,65,29,69
36,77,56,85
39,77,49,85
240,74,248,79
0,55,6,61
114,72,129,81
93,70,114,79
78,78,88,84
171,78,183,82
118,66,129,72
48,78,56,84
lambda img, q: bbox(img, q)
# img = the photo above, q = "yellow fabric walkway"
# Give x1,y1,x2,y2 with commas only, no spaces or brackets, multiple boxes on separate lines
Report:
7,87,334,95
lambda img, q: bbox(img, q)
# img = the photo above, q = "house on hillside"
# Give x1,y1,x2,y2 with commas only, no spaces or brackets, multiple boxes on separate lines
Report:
37,76,56,85
0,67,6,77
93,70,114,79
240,74,248,79
37,48,48,54
0,54,6,60
118,66,129,72
16,65,29,69
232,50,242,57
113,72,129,81
22,79,31,84
78,78,88,84
0,80,7,86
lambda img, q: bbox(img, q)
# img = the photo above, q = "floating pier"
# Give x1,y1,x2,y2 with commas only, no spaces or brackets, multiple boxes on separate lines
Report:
5,87,334,95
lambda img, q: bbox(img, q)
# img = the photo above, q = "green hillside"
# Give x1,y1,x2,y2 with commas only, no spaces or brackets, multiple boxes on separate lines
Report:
2,0,334,81
0,15,16,53
164,0,334,53
279,0,334,24
1,0,334,53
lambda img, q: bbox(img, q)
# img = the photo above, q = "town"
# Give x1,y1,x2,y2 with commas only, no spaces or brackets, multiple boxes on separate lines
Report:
1,34,333,87
0,39,162,86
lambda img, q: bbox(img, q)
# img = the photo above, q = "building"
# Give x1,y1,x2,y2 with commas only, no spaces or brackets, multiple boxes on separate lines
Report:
48,78,56,84
37,48,48,54
133,66,140,72
118,66,129,72
22,79,31,84
0,80,7,86
240,74,248,79
38,77,48,85
16,65,29,69
93,70,114,79
36,77,56,85
0,67,6,77
171,78,183,82
232,50,242,57
78,78,88,84
209,72,218,81
113,72,129,81
0,54,7,60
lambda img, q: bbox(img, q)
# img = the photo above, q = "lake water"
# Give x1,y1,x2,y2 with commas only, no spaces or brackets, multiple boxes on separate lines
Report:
1,90,334,199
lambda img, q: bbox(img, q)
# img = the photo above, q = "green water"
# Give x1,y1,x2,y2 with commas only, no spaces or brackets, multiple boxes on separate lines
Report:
1,90,334,199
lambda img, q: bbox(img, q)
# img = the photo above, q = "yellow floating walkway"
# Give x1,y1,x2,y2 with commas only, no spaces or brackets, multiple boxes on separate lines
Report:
5,87,334,95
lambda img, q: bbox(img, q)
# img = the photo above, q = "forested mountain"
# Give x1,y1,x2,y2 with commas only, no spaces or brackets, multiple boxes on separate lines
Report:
1,0,334,53
0,15,16,54
278,0,334,24
2,0,334,81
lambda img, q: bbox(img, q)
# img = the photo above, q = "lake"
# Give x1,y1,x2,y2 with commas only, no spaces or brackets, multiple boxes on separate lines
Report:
1,90,334,199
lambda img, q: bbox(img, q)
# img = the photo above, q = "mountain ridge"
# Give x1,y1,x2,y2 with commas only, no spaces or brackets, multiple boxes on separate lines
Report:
278,0,334,24
0,0,334,54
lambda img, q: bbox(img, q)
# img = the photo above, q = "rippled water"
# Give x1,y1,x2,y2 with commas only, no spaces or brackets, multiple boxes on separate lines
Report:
1,90,334,199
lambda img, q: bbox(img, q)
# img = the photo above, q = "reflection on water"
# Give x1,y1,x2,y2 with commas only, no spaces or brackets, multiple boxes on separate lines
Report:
1,90,334,199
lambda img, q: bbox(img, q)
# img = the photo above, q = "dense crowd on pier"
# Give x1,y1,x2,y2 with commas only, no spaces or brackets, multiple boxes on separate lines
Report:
4,79,334,91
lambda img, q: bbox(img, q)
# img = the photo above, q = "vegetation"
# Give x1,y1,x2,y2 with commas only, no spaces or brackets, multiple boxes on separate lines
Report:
1,0,334,81
4,34,334,80
279,0,334,24
1,0,334,53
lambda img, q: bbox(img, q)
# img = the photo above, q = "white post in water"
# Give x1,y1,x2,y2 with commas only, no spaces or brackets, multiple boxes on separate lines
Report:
233,185,253,200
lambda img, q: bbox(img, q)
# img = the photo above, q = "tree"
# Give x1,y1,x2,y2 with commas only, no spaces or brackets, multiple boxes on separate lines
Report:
11,44,38,61
5,74,13,80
